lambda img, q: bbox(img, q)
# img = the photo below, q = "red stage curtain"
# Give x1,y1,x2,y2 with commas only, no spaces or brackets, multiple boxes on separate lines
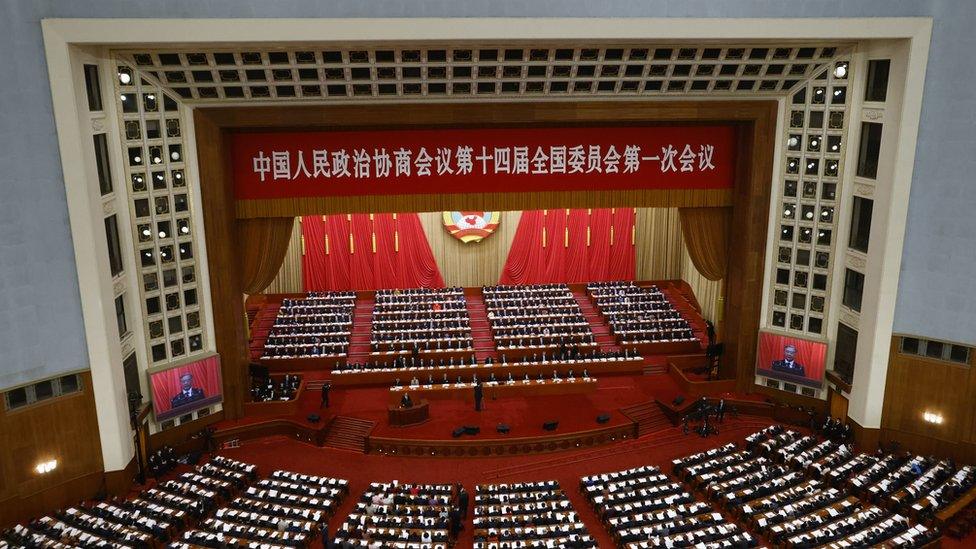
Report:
301,213,444,291
609,207,637,280
499,208,635,284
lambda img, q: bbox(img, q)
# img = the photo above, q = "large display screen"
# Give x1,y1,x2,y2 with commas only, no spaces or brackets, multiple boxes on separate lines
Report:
755,331,827,389
149,354,223,421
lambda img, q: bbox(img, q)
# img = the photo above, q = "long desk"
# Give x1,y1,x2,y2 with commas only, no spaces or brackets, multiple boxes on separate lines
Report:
388,377,597,405
331,357,643,386
369,348,475,362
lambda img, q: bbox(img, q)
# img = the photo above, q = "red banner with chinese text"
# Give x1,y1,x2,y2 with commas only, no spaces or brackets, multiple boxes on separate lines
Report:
231,125,736,200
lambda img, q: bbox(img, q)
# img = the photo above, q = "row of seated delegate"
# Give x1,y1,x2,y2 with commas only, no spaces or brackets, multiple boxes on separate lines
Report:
171,466,347,549
483,284,596,352
332,349,639,385
371,287,473,355
334,481,463,548
0,456,257,549
706,426,942,548
581,464,758,549
473,481,595,548
587,281,696,345
262,292,355,359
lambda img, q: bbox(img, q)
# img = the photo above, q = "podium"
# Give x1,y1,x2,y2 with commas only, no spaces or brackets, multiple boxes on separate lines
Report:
387,399,430,426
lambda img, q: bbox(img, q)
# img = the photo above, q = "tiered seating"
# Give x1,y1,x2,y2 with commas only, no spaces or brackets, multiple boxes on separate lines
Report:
912,465,976,519
0,458,259,549
334,481,457,548
474,481,595,548
581,465,757,548
172,464,346,549
370,287,473,357
867,456,959,512
587,281,695,344
682,426,944,549
483,284,596,353
261,292,355,359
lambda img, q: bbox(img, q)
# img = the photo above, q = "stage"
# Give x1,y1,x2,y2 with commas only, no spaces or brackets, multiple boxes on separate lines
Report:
212,369,697,452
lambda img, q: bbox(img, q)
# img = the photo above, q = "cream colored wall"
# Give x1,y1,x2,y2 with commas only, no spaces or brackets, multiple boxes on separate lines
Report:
418,211,521,288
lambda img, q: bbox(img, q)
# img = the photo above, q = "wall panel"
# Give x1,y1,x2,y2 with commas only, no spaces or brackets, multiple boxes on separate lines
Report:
0,372,105,526
880,337,976,462
419,211,521,288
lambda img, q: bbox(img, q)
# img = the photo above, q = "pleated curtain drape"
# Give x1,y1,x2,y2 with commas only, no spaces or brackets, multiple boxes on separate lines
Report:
678,207,732,281
499,208,635,285
238,217,296,294
301,213,444,291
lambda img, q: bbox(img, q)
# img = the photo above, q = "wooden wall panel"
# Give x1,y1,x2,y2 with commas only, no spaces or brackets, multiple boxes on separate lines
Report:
419,211,521,288
238,189,731,219
880,336,976,462
265,217,303,293
0,372,105,526
195,111,250,419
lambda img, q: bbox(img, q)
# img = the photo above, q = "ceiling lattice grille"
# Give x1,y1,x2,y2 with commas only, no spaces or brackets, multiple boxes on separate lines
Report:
115,43,850,103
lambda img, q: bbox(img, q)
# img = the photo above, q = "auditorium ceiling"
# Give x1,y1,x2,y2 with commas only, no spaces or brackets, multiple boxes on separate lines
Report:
113,42,852,103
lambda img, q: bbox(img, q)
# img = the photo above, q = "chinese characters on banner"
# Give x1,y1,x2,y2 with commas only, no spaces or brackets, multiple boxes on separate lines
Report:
231,125,735,200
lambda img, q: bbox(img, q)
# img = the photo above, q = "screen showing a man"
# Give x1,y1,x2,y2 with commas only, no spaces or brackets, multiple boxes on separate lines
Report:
755,332,826,389
771,344,805,377
170,373,205,408
150,355,223,421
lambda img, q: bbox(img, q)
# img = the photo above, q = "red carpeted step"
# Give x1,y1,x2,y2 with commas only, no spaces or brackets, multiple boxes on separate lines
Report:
323,416,375,452
619,401,672,437
465,293,498,361
247,302,284,358
571,290,622,354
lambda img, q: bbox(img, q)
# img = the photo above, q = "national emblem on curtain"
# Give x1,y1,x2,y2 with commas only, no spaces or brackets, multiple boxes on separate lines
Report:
442,211,501,243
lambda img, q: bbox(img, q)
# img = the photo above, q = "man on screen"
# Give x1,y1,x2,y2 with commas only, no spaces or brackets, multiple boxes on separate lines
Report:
771,344,806,377
171,372,205,408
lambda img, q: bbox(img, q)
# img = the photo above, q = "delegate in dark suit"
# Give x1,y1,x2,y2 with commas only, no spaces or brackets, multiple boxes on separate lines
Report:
171,387,204,408
771,344,806,377
171,373,205,408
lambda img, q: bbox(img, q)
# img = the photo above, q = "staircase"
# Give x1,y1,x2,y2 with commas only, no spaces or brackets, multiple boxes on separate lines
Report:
466,294,498,363
661,285,708,351
619,402,672,437
572,290,621,353
323,416,375,452
248,303,282,361
642,357,669,375
305,380,327,391
346,297,374,363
